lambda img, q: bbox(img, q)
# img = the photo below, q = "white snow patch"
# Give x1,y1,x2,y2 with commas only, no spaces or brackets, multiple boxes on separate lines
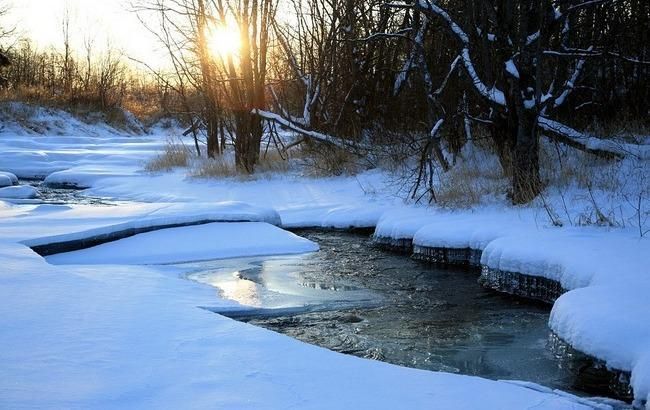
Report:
21,201,281,248
0,174,12,187
0,171,18,185
505,59,520,78
0,185,40,199
46,222,319,265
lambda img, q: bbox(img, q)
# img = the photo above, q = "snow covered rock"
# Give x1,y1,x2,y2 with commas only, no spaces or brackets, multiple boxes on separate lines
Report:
0,185,40,199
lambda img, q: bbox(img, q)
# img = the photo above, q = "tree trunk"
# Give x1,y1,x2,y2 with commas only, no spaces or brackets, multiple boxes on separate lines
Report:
512,110,541,204
206,109,220,158
234,112,262,173
492,114,517,176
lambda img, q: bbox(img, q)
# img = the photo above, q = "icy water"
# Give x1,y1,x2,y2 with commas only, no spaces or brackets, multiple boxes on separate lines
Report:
180,230,579,392
20,179,122,206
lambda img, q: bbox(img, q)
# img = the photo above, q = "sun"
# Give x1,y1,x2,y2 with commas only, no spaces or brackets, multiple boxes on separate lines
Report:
207,24,241,59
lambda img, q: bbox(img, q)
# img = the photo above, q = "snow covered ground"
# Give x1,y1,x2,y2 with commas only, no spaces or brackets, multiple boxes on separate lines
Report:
0,103,648,408
46,222,318,265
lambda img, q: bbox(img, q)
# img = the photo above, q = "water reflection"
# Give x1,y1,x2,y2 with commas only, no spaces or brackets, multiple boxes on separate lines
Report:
183,256,377,310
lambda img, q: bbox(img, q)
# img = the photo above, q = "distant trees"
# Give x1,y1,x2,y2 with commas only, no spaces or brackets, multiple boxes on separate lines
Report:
0,1,13,88
4,38,131,111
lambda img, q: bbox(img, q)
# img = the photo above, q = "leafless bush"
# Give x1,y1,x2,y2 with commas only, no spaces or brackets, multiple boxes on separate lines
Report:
296,143,363,177
538,139,649,234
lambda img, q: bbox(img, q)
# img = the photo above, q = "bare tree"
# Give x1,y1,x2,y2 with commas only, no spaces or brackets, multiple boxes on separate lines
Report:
386,0,647,203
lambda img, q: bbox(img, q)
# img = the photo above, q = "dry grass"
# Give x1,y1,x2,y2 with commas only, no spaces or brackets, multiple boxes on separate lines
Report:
145,142,190,172
190,149,290,178
190,156,237,178
585,115,650,142
539,141,620,191
538,138,649,233
257,149,291,173
434,144,507,208
296,143,362,177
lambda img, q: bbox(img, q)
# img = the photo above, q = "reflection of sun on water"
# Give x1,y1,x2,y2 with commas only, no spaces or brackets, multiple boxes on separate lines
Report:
188,269,262,307
218,272,262,307
207,24,241,59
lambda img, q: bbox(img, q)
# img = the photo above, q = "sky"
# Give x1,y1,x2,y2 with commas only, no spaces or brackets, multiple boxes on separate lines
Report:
6,0,166,66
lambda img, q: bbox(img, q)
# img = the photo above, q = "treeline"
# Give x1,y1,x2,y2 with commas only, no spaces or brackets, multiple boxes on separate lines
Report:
1,36,165,121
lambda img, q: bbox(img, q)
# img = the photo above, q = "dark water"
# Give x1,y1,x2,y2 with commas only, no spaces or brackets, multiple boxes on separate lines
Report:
19,179,120,206
180,230,579,392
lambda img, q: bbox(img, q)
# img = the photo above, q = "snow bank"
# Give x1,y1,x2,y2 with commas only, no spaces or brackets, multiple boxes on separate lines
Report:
320,204,387,229
22,201,281,250
377,207,650,404
0,171,18,185
480,229,650,405
0,174,12,187
411,208,532,250
0,240,607,409
0,185,40,199
43,164,143,188
374,207,437,240
481,229,650,290
551,286,650,407
47,222,319,265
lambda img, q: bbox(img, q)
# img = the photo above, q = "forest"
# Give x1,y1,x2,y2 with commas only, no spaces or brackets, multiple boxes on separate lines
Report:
2,0,648,205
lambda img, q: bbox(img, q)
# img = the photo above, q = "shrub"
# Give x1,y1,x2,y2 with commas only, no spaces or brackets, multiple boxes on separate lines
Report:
145,142,190,172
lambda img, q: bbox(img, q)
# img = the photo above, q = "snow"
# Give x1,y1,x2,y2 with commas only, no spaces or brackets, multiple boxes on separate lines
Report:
0,241,605,409
539,116,650,159
47,222,319,265
0,102,648,408
479,228,650,406
505,59,520,78
4,201,281,248
551,285,650,404
462,48,507,106
0,171,18,185
0,185,40,199
374,207,437,240
409,208,532,251
0,174,12,187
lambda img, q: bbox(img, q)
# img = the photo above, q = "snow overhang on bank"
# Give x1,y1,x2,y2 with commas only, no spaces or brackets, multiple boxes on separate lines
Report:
22,201,282,255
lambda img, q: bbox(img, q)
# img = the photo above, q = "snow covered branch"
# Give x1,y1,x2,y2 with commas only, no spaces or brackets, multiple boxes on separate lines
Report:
538,117,650,159
251,109,367,152
414,1,506,106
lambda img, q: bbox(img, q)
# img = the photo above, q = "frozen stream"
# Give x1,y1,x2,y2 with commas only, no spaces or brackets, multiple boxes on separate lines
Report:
178,230,580,394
